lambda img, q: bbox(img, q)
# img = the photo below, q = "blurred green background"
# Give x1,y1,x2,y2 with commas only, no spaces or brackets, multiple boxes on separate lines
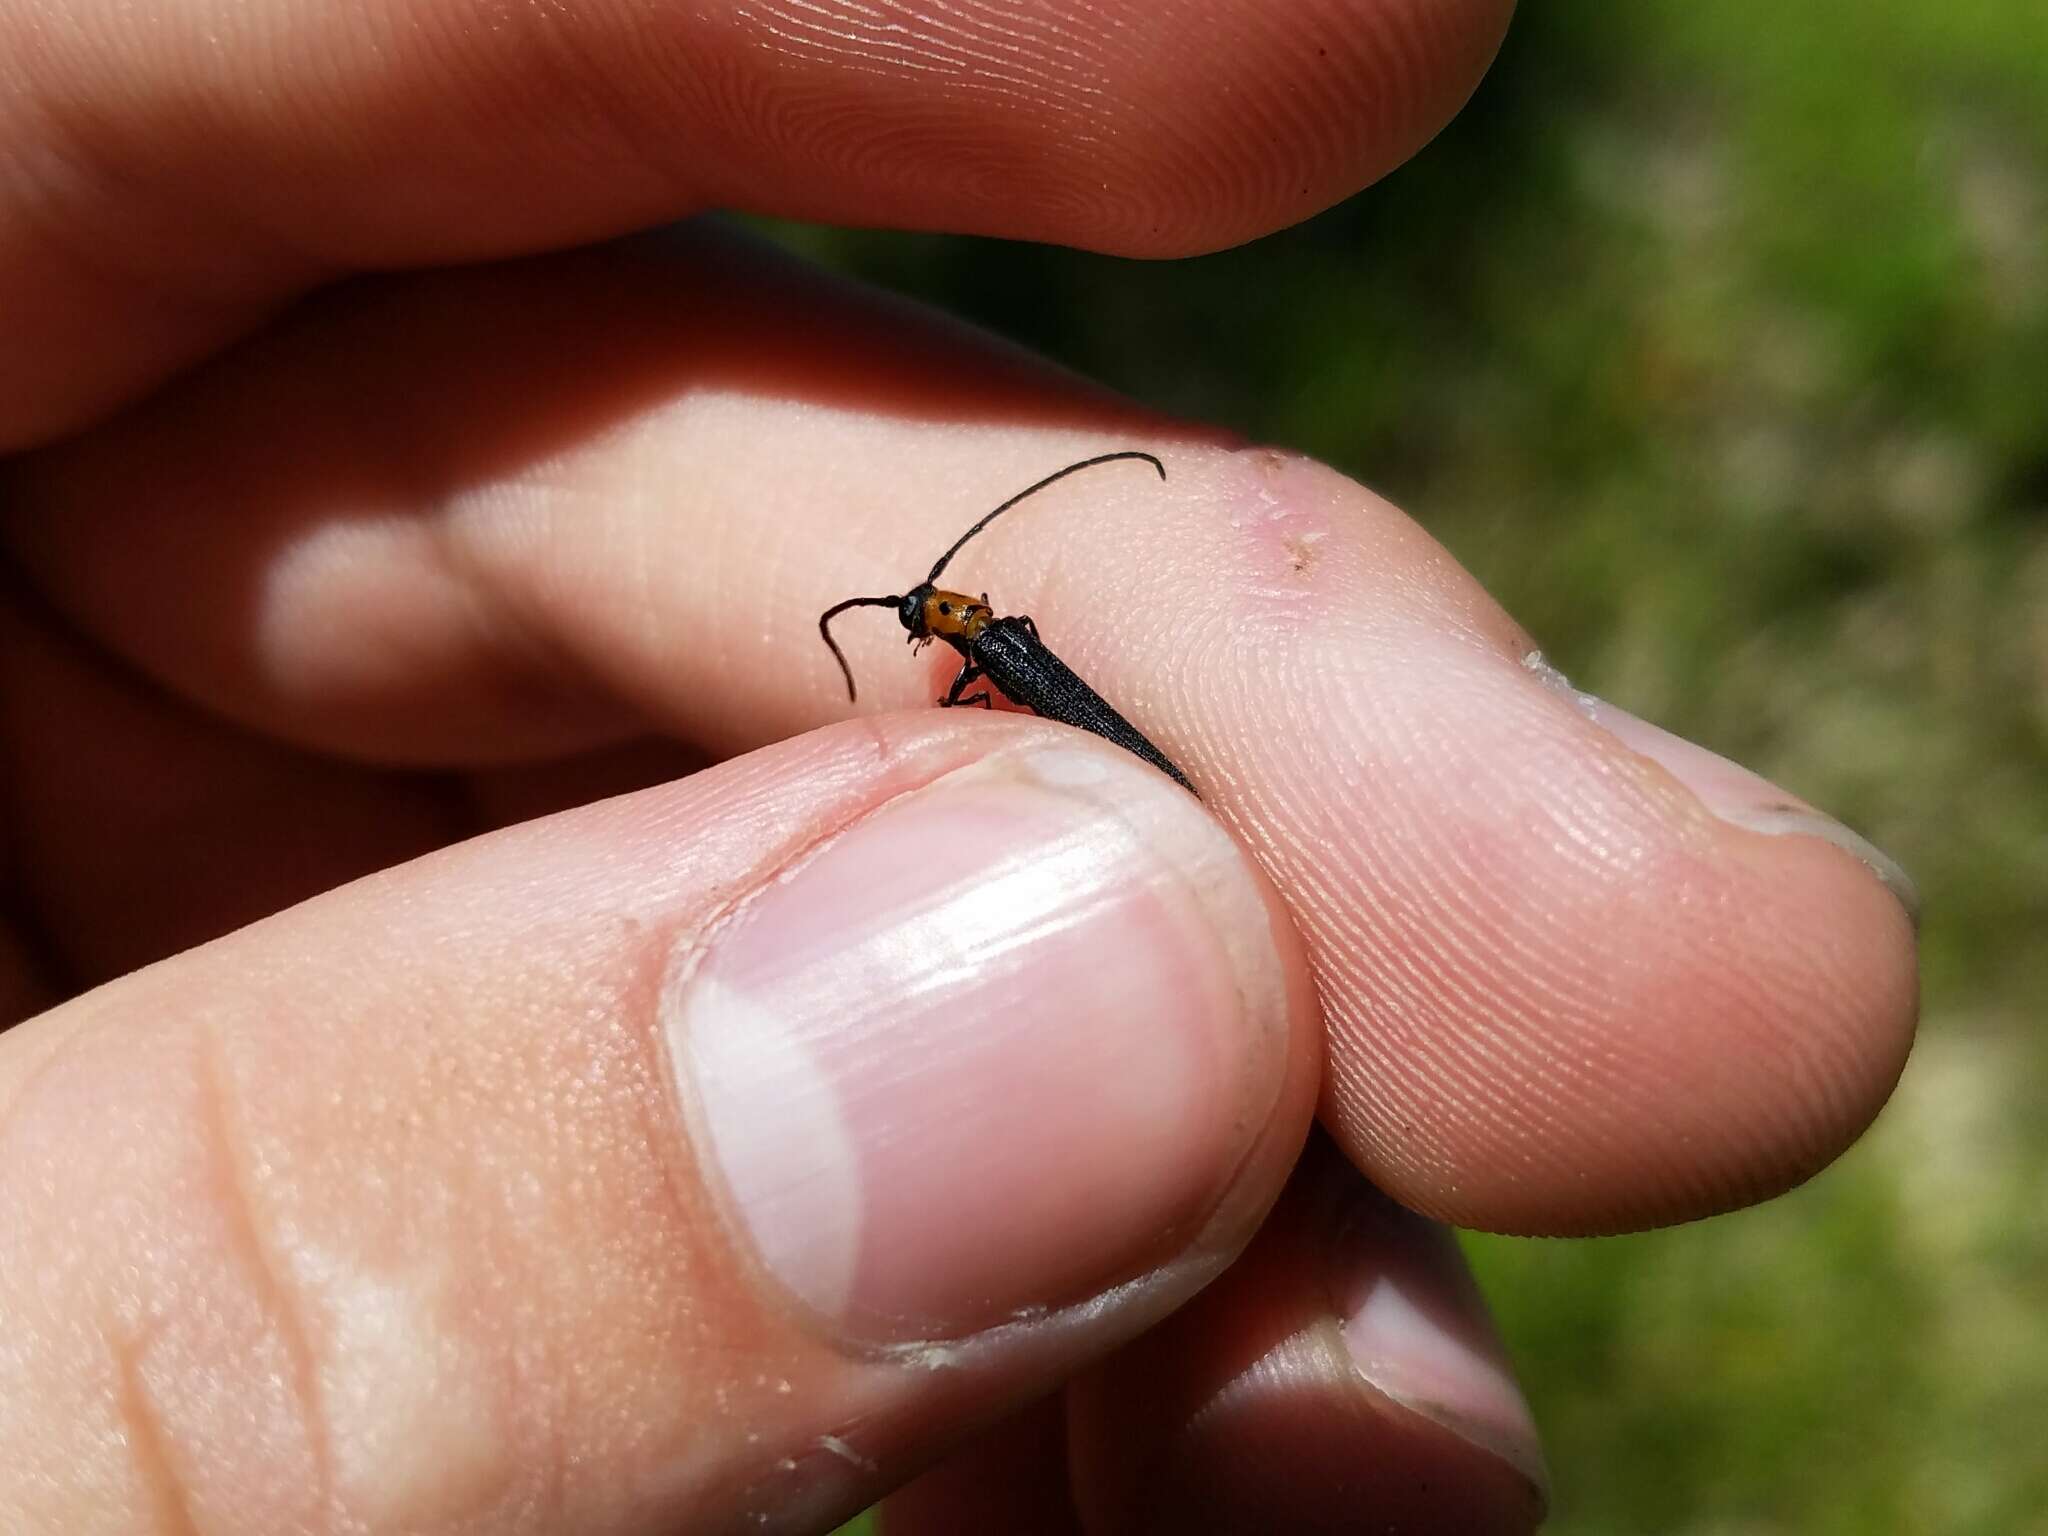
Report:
778,0,2048,1529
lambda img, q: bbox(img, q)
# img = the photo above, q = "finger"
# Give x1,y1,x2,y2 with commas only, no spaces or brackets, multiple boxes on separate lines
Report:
0,0,1514,447
877,1399,1084,1536
0,713,1320,1534
4,230,1919,1236
879,1139,1545,1536
1,578,707,990
1064,1136,1545,1534
0,594,461,985
4,226,1160,764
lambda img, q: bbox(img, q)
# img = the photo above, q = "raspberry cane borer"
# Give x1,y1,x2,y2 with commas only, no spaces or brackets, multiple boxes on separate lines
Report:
818,451,1194,793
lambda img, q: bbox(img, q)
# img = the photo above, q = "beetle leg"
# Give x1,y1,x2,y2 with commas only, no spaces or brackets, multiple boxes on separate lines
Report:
940,662,989,708
1016,614,1040,640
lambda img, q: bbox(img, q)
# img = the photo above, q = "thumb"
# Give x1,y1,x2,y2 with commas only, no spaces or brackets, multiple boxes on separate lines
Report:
0,713,1317,1534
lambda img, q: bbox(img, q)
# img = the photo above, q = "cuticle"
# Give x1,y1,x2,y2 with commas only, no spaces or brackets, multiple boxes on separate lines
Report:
662,749,1036,991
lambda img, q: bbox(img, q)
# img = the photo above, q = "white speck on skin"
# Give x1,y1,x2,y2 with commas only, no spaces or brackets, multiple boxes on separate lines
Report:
818,1435,878,1474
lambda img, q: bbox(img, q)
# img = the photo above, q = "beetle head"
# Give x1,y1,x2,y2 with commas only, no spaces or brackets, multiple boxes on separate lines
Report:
897,586,932,637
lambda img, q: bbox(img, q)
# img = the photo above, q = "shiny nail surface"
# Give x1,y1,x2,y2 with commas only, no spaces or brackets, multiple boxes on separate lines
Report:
1524,652,1919,924
669,744,1288,1342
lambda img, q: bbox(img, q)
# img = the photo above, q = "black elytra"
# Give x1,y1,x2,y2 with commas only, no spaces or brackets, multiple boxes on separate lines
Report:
818,451,1194,793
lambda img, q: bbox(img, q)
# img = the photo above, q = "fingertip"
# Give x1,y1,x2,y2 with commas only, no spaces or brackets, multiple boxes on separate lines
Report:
1069,1139,1547,1535
1099,447,1920,1237
1569,684,1921,928
670,724,1315,1341
1340,674,1922,1236
1541,680,1920,1221
1015,0,1519,257
0,0,1518,441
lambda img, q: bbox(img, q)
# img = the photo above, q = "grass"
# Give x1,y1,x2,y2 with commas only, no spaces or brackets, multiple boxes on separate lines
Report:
791,1,2048,1527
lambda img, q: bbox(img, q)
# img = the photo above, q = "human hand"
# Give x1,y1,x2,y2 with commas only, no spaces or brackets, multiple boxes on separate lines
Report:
0,0,1917,1531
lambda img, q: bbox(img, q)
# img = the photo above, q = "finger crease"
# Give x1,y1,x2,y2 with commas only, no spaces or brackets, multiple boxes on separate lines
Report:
112,1329,205,1536
197,1023,337,1517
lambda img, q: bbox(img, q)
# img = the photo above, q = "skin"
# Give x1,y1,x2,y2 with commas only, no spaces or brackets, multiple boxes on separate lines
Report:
0,1,1918,1533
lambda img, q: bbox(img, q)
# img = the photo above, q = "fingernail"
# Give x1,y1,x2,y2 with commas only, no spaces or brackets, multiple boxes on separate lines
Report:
668,744,1288,1342
1330,1192,1550,1501
1522,653,1919,925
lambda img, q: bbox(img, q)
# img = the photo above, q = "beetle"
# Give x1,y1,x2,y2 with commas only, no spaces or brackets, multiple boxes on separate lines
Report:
818,450,1194,793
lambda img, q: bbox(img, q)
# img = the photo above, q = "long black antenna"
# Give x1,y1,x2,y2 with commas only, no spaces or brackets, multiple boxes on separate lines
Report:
925,451,1166,584
818,594,901,701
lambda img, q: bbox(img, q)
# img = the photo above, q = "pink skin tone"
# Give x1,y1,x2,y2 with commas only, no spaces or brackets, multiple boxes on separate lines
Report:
0,0,1918,1531
675,750,1292,1339
0,721,1321,1533
0,0,1516,448
7,289,1915,1235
